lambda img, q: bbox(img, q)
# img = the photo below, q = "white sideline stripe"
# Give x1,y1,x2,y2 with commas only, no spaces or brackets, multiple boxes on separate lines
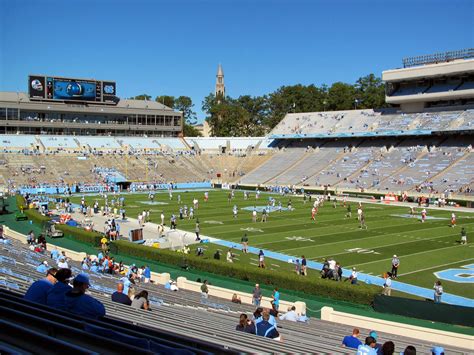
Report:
346,244,463,268
398,258,474,276
307,232,458,260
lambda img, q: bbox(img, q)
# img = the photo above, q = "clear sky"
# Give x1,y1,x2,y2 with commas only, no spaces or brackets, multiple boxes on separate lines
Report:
1,0,473,121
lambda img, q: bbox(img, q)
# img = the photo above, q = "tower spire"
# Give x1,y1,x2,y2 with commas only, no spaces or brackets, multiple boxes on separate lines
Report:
215,64,225,101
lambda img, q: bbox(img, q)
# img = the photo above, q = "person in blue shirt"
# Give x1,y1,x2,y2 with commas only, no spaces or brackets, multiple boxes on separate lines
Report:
356,336,378,355
272,287,280,311
143,265,151,283
342,328,362,349
50,248,60,261
24,267,58,304
46,268,72,311
90,262,99,273
65,274,106,319
255,311,280,339
36,261,49,273
120,276,132,296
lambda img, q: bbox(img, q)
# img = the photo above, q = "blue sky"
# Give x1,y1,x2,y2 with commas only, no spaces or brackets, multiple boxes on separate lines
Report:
1,0,473,121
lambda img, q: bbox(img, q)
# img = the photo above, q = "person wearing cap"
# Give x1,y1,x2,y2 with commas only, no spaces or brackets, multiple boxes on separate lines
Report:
342,328,362,349
356,336,377,355
46,268,73,310
369,331,382,353
36,261,49,273
350,267,358,284
252,284,262,307
391,255,400,279
65,274,106,319
24,267,58,304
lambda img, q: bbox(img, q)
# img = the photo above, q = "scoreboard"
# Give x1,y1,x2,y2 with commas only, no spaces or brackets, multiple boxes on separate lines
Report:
28,75,117,104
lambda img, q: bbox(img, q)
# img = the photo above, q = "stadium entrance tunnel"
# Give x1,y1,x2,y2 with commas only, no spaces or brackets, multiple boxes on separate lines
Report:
116,181,132,191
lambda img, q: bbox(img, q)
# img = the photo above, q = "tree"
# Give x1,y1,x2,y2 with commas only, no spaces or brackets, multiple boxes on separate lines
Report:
327,82,357,110
355,74,387,109
183,123,202,137
155,95,175,108
175,96,197,125
130,94,151,100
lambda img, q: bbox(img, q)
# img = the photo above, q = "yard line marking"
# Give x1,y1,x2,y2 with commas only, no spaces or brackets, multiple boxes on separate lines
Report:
253,221,474,249
398,258,474,277
307,232,458,260
346,244,463,268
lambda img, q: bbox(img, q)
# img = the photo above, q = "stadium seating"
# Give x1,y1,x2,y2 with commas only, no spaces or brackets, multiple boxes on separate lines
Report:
0,236,469,354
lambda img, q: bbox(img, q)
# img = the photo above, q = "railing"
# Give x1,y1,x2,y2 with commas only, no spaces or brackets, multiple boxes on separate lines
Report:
403,48,474,68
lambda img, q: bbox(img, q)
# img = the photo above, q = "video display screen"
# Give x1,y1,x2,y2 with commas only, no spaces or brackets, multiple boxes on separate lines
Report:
49,78,100,101
28,75,117,104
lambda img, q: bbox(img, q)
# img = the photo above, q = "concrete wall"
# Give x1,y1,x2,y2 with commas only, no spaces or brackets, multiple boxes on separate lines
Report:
321,307,474,350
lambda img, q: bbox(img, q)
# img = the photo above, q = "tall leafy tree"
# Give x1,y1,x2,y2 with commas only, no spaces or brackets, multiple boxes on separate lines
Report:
155,95,175,108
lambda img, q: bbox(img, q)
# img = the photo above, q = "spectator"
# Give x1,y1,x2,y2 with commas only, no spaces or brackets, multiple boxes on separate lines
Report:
382,272,392,296
201,280,209,299
369,331,382,353
381,341,395,355
252,284,262,307
131,290,150,310
143,265,151,283
431,346,444,355
65,274,106,319
402,346,416,355
272,287,280,311
120,275,132,295
255,310,280,339
279,305,298,322
27,230,35,245
213,250,220,260
226,249,234,263
349,267,358,284
46,268,72,311
231,293,241,304
356,336,377,355
57,257,69,269
433,281,443,303
235,313,255,334
24,267,58,304
36,260,49,273
342,328,362,349
111,283,132,306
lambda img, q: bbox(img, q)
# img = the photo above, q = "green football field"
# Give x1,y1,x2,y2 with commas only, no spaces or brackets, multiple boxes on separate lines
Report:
71,189,474,299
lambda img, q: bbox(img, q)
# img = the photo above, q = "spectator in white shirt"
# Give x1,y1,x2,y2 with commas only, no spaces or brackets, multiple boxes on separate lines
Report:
279,306,298,322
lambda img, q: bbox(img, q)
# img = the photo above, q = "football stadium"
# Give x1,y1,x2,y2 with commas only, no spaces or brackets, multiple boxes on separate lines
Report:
1,2,473,353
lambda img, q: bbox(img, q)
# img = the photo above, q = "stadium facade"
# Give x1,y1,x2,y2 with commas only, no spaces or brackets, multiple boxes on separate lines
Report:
0,75,183,136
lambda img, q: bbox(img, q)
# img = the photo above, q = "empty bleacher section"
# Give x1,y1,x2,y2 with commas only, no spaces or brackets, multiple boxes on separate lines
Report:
1,236,470,354
270,108,474,138
0,134,39,152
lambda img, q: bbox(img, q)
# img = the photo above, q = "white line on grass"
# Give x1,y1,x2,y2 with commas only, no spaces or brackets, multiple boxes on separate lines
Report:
307,232,458,260
397,258,474,277
260,219,474,248
346,244,463,268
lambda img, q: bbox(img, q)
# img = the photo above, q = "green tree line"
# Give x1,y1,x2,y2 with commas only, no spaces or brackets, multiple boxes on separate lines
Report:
130,73,386,137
